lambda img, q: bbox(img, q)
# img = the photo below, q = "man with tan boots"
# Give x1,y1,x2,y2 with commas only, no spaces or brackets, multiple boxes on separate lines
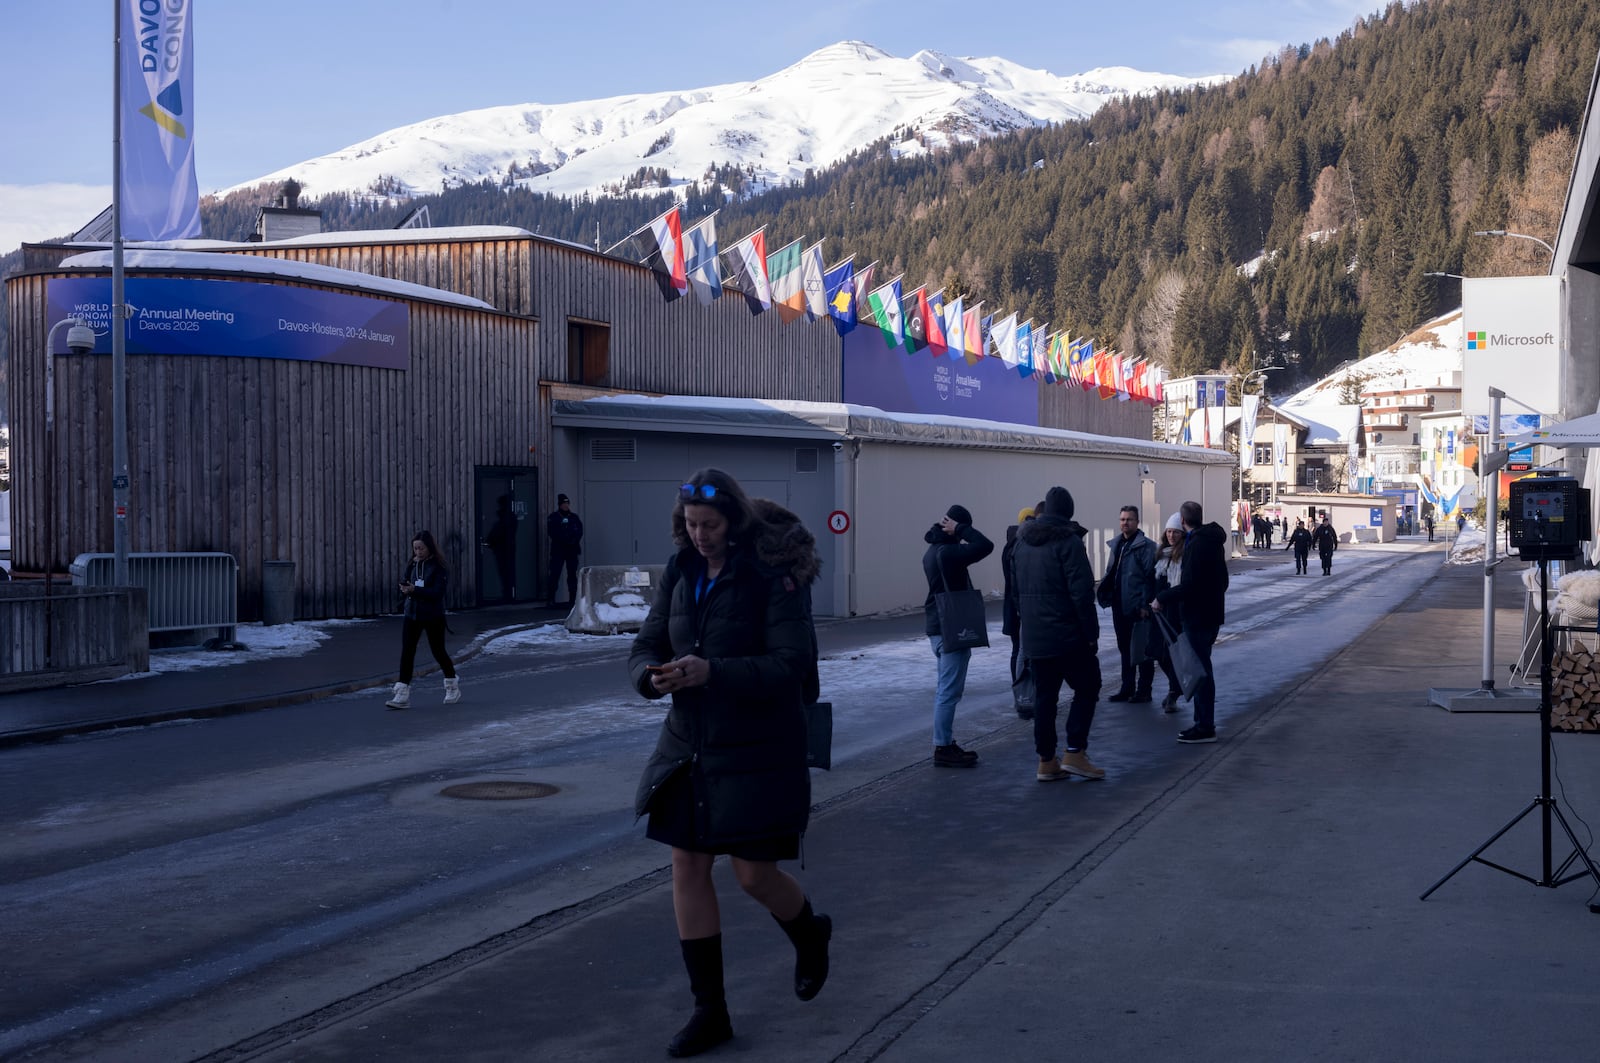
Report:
1012,486,1105,782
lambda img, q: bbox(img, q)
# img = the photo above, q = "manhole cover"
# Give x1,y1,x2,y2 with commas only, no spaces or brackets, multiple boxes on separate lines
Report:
439,781,559,801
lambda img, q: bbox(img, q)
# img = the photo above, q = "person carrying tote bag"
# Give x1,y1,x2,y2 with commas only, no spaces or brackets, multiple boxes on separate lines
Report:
921,505,994,767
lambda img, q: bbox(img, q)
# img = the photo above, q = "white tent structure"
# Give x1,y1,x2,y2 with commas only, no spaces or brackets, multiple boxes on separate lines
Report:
1505,406,1600,565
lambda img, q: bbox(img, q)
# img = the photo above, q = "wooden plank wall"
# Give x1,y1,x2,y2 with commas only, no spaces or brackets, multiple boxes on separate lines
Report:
1039,378,1154,438
221,234,843,402
6,233,1153,621
6,270,538,618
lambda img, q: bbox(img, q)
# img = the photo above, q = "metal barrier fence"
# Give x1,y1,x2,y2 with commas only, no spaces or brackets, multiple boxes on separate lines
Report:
71,552,237,638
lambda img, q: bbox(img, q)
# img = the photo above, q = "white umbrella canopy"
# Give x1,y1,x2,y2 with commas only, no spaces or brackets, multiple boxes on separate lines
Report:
1506,410,1600,447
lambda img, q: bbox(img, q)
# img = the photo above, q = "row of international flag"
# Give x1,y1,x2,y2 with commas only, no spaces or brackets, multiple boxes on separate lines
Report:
619,205,1168,404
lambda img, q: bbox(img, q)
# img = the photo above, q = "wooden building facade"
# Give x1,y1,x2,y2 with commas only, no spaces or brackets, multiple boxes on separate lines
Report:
7,228,1153,620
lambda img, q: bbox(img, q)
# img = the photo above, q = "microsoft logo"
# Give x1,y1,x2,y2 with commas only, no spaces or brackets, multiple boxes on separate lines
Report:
1467,330,1487,350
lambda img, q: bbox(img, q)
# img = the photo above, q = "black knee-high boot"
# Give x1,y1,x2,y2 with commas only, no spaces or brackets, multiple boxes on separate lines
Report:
774,897,832,1002
668,935,732,1058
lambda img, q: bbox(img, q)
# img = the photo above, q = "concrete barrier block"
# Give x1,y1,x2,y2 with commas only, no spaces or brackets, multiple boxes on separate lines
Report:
565,565,664,635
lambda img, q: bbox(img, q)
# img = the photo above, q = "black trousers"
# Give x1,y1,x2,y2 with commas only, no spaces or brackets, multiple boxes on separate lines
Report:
399,616,455,683
548,552,580,603
1319,548,1334,575
1112,607,1155,695
1032,643,1102,756
1293,548,1309,574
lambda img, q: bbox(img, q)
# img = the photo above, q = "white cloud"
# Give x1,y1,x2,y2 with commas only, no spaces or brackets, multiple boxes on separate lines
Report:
0,183,109,255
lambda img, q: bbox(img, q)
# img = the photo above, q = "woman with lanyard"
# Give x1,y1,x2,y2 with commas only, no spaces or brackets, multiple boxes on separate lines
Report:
629,468,831,1057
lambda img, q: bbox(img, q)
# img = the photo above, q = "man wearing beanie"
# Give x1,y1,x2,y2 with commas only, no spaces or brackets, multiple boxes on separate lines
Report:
1099,504,1157,703
1013,486,1105,781
922,504,995,767
546,493,584,607
1152,500,1230,744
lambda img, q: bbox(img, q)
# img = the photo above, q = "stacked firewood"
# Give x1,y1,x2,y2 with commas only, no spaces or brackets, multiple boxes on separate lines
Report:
1551,646,1600,731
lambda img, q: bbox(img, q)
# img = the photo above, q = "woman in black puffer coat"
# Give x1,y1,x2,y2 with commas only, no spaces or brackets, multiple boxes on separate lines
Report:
629,468,830,1058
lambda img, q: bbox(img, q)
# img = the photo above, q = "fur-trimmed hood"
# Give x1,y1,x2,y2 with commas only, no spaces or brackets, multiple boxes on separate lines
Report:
752,498,822,586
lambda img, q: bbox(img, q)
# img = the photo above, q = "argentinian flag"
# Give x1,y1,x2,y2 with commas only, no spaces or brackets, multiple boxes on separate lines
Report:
120,0,200,240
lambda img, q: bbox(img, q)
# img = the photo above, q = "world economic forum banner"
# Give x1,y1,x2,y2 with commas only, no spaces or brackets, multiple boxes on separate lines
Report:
841,328,1039,426
47,277,410,369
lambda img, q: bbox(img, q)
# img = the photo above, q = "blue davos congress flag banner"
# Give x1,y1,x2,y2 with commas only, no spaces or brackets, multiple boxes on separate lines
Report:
841,327,1038,425
47,277,410,369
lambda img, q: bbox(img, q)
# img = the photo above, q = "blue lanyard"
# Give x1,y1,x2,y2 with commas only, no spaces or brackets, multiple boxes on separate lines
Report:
695,573,717,604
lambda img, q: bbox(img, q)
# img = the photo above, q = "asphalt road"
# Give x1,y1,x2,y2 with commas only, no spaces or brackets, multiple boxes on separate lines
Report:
0,542,1448,1061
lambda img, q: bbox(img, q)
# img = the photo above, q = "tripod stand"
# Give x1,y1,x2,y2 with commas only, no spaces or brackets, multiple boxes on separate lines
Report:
1421,553,1600,902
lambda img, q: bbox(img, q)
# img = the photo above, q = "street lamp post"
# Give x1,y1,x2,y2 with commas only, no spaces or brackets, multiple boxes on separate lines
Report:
1472,229,1556,259
43,317,96,666
1235,367,1283,509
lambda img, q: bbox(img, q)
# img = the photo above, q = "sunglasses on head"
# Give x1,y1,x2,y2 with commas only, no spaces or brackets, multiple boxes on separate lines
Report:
679,483,719,501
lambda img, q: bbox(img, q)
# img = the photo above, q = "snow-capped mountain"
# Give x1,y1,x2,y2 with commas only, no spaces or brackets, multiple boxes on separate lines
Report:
226,41,1227,203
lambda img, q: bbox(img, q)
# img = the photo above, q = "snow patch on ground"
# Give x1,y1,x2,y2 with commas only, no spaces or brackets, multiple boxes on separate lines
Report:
121,619,374,677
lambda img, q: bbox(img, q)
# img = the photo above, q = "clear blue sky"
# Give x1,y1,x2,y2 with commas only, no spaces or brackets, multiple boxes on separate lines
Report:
0,0,1377,248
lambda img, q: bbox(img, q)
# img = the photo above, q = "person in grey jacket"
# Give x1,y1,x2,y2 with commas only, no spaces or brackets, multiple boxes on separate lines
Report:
1100,505,1157,703
1014,486,1104,781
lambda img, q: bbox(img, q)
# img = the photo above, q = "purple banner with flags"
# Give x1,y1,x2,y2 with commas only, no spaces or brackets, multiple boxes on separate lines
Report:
841,327,1038,425
48,276,410,369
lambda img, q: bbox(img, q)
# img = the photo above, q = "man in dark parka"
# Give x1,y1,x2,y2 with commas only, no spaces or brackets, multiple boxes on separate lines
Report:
1014,486,1104,781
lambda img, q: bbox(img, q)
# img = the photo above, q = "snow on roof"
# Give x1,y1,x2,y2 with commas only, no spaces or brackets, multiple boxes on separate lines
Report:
56,248,498,311
1183,402,1358,446
1281,309,1463,406
555,393,1234,464
1285,404,1362,445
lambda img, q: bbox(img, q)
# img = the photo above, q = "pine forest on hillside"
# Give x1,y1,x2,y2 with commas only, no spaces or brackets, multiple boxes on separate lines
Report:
129,0,1600,390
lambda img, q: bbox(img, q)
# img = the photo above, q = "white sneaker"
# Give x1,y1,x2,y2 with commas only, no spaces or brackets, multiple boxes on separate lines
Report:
443,677,462,705
385,682,411,710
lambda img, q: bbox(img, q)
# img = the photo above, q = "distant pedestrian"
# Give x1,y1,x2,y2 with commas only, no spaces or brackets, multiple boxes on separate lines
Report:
385,530,460,709
1152,501,1229,744
1311,514,1338,575
1100,505,1156,704
486,493,519,601
1015,486,1104,781
1424,512,1436,542
1151,513,1186,712
1002,503,1041,720
1456,512,1467,534
629,468,831,1058
1286,518,1312,575
923,504,995,767
546,493,584,607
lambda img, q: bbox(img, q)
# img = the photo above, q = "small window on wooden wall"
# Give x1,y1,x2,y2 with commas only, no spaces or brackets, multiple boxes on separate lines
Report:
567,319,611,386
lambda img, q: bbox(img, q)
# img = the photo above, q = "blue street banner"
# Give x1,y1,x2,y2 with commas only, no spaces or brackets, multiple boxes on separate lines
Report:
121,0,201,240
842,326,1037,425
48,277,410,369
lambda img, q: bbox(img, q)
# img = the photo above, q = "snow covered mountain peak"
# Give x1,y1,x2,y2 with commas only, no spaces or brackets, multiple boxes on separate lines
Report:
225,43,1228,205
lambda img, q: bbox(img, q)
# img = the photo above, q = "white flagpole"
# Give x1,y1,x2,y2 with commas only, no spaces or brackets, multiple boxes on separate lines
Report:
112,0,131,585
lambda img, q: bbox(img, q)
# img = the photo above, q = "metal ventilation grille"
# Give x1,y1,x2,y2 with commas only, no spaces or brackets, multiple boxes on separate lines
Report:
795,448,820,473
590,437,637,462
